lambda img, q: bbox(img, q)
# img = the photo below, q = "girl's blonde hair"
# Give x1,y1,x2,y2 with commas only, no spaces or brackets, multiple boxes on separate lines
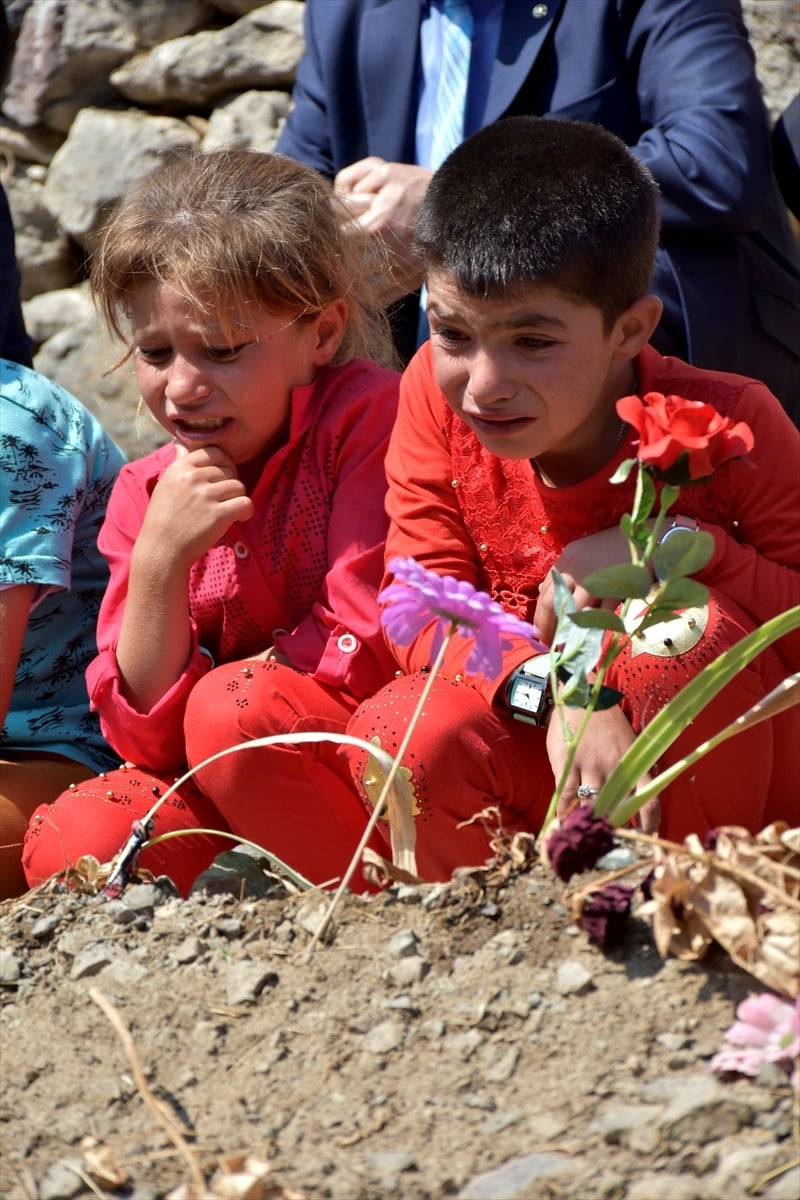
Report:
90,148,400,370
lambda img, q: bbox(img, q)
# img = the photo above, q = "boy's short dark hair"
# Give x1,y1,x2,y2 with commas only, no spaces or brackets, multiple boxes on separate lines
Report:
415,115,661,328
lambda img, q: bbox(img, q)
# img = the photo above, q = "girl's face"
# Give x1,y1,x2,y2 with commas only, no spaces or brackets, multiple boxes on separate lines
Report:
129,281,345,469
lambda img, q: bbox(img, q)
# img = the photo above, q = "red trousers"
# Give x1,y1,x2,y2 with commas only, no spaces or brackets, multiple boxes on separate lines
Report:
343,591,798,880
23,594,799,896
23,661,390,897
22,766,231,896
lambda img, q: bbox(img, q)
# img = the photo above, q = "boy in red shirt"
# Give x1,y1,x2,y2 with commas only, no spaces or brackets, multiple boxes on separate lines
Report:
346,116,800,881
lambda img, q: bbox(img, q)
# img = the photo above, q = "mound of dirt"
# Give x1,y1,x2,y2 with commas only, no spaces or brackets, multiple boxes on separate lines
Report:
1,849,797,1200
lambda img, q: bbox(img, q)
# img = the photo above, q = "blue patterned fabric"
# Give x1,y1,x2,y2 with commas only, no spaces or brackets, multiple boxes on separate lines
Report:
0,359,126,770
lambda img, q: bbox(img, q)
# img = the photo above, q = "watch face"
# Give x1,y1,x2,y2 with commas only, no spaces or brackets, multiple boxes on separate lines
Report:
510,676,545,714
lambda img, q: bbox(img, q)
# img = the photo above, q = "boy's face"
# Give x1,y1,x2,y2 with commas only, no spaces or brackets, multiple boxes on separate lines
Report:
425,273,639,482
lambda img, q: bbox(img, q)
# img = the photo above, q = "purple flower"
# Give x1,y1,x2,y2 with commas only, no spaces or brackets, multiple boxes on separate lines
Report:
578,883,634,946
379,556,546,681
545,803,616,882
710,993,800,1088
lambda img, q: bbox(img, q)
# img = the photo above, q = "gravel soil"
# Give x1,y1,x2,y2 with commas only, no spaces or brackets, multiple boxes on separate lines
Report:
1,850,798,1200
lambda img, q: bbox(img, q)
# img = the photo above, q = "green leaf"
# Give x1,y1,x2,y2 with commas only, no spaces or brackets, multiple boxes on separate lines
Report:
558,613,605,664
630,464,657,527
582,563,653,599
569,609,627,632
653,529,715,581
591,605,800,821
654,577,710,610
609,457,637,484
620,513,635,540
559,673,595,707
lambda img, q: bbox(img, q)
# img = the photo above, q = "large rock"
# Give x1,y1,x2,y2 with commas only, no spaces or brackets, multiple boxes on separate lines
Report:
200,89,290,152
742,0,800,122
42,106,200,248
33,307,170,461
2,0,216,133
110,2,305,108
5,167,78,298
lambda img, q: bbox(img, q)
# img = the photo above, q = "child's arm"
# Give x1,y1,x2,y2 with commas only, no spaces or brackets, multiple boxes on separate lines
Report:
383,349,537,690
114,445,253,712
691,386,800,670
87,446,253,770
0,585,34,729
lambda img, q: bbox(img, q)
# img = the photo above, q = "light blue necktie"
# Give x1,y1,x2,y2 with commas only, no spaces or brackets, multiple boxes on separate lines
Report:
429,0,474,170
419,1,474,343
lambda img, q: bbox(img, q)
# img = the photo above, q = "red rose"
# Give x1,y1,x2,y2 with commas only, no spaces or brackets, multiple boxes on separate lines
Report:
616,392,754,484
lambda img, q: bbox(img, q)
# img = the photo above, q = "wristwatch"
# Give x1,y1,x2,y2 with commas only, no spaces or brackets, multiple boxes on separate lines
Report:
658,515,700,545
505,654,555,727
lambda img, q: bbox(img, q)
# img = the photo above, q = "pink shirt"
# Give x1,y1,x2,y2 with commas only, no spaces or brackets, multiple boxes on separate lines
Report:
87,359,400,769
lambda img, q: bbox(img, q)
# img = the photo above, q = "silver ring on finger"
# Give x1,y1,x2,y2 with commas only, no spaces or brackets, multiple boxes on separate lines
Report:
577,784,600,800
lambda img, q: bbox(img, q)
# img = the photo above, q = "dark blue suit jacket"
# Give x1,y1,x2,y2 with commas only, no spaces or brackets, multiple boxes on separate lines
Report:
277,0,800,421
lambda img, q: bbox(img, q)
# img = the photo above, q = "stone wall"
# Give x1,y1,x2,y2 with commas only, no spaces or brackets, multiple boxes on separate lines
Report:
1,0,798,458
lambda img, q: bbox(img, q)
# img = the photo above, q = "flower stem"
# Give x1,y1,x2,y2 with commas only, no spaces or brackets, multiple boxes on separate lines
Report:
540,638,622,831
143,827,315,891
306,627,455,954
539,469,677,834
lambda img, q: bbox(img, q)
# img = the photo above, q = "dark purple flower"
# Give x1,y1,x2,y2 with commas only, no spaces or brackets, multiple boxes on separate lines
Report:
703,828,720,851
103,816,154,898
380,556,546,681
545,802,616,882
577,883,634,947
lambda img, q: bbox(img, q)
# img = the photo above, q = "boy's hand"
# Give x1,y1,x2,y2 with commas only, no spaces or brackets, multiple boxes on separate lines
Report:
137,444,255,572
548,703,658,831
534,527,642,644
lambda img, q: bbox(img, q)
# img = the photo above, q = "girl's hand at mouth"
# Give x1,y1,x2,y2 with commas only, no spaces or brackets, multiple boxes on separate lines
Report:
136,443,256,573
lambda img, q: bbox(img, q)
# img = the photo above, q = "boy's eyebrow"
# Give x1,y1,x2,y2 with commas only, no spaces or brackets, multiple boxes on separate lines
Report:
501,311,569,331
428,302,569,331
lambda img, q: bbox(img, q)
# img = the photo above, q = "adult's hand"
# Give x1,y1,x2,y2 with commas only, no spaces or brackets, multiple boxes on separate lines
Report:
335,157,433,302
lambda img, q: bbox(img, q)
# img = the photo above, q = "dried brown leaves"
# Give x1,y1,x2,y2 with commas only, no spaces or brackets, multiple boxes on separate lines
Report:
453,805,539,886
636,822,800,998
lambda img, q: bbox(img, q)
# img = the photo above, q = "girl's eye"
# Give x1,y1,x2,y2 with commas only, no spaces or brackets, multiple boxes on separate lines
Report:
206,341,252,360
136,346,169,364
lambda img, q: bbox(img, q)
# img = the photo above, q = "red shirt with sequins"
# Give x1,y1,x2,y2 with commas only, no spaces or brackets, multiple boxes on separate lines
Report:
384,342,800,703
